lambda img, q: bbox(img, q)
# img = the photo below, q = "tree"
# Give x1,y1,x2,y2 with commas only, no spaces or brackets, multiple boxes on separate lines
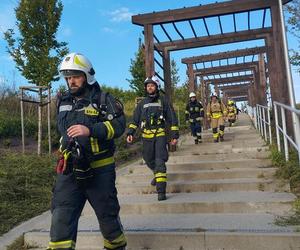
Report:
4,0,68,86
4,0,68,155
286,0,300,71
127,39,146,97
171,59,180,89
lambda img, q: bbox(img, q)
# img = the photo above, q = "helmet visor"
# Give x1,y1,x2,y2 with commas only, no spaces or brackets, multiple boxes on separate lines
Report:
61,70,85,77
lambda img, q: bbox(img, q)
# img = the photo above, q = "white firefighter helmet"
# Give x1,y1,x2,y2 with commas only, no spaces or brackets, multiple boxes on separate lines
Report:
189,92,196,98
59,52,96,85
144,75,161,89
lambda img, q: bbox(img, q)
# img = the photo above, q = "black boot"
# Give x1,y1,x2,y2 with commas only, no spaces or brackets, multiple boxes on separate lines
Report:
220,135,224,142
194,139,198,144
151,177,156,186
197,136,202,143
158,193,167,201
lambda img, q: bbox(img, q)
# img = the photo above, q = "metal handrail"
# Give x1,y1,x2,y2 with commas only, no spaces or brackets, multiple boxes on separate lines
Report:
256,104,272,145
273,101,300,164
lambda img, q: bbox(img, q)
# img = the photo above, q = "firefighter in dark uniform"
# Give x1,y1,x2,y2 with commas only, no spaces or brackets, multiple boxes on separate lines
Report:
126,76,179,201
185,92,204,144
206,94,227,143
48,53,127,250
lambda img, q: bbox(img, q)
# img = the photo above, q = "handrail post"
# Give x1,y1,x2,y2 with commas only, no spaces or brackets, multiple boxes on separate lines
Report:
281,106,289,161
274,103,281,152
263,108,267,141
267,106,272,145
259,107,263,138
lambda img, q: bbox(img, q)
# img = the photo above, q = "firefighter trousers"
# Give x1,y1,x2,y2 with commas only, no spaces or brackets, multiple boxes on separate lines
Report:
48,165,126,250
142,135,168,194
211,117,225,140
190,121,202,139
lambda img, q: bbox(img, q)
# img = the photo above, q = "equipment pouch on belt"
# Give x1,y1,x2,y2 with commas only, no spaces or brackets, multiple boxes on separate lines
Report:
57,139,94,187
71,139,94,187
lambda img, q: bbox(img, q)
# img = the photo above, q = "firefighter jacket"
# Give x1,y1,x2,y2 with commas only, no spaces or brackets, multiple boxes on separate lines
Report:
227,105,237,118
127,94,179,140
185,100,204,123
206,100,227,119
56,82,125,170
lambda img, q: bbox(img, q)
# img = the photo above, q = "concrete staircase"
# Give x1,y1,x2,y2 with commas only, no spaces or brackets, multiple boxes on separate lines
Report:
24,114,300,250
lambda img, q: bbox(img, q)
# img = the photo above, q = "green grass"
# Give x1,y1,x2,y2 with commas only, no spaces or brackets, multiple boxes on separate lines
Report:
271,145,300,226
0,153,55,235
271,145,300,193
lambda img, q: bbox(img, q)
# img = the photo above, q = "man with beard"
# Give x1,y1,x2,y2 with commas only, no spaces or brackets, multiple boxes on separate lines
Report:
48,52,127,250
126,76,179,201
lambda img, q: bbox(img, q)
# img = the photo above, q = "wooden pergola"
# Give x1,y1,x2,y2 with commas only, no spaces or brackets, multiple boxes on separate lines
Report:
181,45,268,105
132,0,292,107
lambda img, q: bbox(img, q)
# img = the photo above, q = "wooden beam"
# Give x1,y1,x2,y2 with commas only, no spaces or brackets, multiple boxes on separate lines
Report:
155,28,271,51
195,62,258,75
163,49,172,102
182,47,266,64
187,63,196,92
204,75,253,84
218,84,251,91
144,24,155,77
132,0,292,26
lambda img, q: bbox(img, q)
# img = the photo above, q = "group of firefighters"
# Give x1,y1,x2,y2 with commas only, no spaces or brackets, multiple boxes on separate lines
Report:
186,92,238,144
47,52,239,250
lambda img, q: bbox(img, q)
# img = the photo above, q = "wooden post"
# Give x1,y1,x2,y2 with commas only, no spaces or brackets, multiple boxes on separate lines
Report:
254,68,263,105
187,63,195,92
38,88,42,156
270,4,289,106
144,24,155,77
20,89,25,154
47,86,51,155
258,54,267,105
163,49,172,103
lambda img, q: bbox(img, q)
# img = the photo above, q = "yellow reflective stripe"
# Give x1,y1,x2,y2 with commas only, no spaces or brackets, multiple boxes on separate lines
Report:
156,177,167,182
62,149,71,161
142,132,165,138
104,121,115,140
48,240,75,249
219,130,224,136
196,117,201,121
129,123,137,129
212,113,222,119
90,156,115,168
74,55,87,68
104,233,126,249
171,126,179,131
155,172,167,178
189,119,193,122
90,137,100,153
213,133,219,139
185,110,189,114
143,128,165,134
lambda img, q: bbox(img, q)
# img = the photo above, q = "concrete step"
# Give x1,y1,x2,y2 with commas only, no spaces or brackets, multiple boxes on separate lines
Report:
117,178,289,195
167,151,270,163
25,215,300,250
172,145,269,156
80,191,295,215
117,168,277,184
128,159,273,174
